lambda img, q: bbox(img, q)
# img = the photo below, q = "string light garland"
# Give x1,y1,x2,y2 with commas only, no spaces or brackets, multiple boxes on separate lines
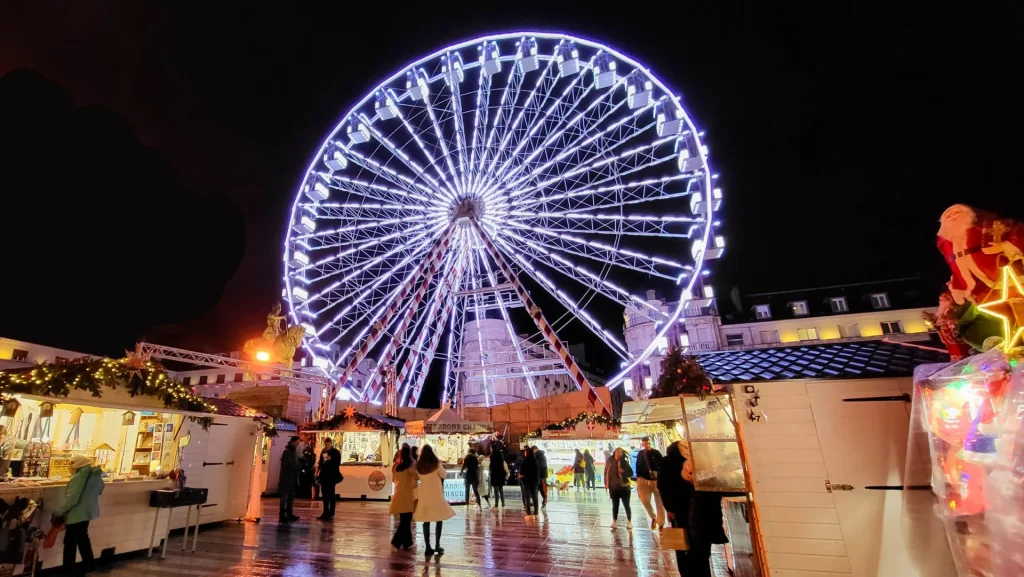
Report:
299,410,403,433
0,356,217,415
523,411,621,439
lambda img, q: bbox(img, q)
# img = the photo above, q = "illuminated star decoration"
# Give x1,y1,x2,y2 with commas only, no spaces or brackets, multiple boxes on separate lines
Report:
977,265,1024,351
343,404,357,419
122,345,153,383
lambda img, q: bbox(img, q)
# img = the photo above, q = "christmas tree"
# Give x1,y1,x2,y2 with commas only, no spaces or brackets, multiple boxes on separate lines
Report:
652,347,713,399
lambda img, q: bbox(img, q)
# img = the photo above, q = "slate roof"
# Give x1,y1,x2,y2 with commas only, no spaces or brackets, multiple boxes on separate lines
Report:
695,340,949,383
275,419,298,432
202,396,269,419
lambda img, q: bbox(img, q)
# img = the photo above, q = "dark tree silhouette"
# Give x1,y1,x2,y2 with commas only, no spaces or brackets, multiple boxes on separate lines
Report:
651,348,713,399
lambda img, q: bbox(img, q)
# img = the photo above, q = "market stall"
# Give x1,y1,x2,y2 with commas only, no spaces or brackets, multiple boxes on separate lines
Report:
299,404,404,501
0,354,267,573
521,411,623,489
403,405,492,504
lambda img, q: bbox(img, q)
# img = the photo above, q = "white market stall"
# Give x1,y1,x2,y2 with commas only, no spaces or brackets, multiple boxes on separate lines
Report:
521,411,622,488
299,406,404,501
403,405,492,504
0,356,266,573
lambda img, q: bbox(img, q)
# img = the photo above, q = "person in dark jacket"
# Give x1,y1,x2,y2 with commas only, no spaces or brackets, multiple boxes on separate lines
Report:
316,437,342,521
460,449,483,508
658,442,693,575
488,449,506,507
635,436,666,530
573,449,585,490
300,444,317,499
518,447,539,517
583,449,596,490
532,446,548,508
603,447,633,528
278,436,302,522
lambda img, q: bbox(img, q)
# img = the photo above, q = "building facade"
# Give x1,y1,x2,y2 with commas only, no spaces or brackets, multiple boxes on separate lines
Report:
622,278,938,396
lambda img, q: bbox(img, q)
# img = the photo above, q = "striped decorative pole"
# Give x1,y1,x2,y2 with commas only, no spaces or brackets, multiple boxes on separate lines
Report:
318,224,456,419
360,226,458,402
470,219,611,417
404,239,470,406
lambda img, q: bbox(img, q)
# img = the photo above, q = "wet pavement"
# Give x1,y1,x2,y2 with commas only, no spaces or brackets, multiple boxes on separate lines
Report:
96,489,738,576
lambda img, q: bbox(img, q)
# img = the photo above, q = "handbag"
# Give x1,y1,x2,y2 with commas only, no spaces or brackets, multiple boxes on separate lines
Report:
659,527,690,551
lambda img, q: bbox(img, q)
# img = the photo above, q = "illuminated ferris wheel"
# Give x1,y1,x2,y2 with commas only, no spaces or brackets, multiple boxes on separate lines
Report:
283,32,723,411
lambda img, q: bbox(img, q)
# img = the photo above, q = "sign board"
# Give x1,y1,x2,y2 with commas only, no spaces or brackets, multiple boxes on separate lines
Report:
541,421,620,439
405,421,492,436
442,478,466,503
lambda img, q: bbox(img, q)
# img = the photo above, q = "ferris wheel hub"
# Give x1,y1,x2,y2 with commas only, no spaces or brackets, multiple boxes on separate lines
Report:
450,195,485,222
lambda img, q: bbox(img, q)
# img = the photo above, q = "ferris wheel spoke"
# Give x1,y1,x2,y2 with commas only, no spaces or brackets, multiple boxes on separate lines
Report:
387,97,461,202
483,223,668,320
492,219,685,280
503,102,657,194
473,65,521,193
509,174,695,213
338,146,443,204
300,201,430,220
441,293,468,406
464,242,495,407
440,56,470,194
506,135,677,202
468,226,540,399
420,89,462,195
294,220,414,252
291,224,434,279
507,212,700,237
316,172,433,206
357,114,458,200
297,225,438,288
468,68,491,194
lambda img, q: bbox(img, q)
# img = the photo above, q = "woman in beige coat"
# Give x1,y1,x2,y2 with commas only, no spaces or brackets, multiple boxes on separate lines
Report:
390,445,418,550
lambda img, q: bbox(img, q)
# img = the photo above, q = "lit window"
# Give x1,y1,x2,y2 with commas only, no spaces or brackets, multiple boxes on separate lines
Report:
830,297,848,313
758,330,779,344
643,376,653,390
655,336,668,354
679,333,690,348
725,334,745,346
870,293,891,309
839,324,860,338
216,374,226,384
624,378,634,393
881,321,902,335
753,305,771,320
792,301,809,316
797,328,819,341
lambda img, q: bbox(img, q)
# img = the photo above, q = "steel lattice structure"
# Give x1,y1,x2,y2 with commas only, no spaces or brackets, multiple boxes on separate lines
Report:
283,32,722,412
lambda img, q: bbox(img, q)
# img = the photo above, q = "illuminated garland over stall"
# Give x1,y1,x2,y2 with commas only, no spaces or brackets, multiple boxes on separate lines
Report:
298,407,404,434
522,411,620,439
0,355,217,414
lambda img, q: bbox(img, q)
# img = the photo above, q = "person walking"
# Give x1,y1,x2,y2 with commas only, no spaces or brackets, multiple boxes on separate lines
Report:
658,442,694,576
583,449,596,490
635,436,666,530
603,447,633,529
390,445,418,551
316,437,342,521
414,445,455,557
533,446,548,508
488,448,507,508
56,455,104,576
518,447,539,517
681,458,729,577
573,449,585,491
461,448,483,508
278,436,302,523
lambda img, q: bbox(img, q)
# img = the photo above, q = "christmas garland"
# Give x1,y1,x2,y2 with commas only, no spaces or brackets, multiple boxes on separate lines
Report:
0,356,217,415
298,411,402,433
522,411,621,439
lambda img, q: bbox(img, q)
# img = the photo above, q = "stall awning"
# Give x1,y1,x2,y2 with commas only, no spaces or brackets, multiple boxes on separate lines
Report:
620,397,684,425
202,397,269,419
405,405,492,436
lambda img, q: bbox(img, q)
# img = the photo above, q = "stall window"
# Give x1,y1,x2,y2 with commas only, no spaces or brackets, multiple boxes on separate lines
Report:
340,432,384,465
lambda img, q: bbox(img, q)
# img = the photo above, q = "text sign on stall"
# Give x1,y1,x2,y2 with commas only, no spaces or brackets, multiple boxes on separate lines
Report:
542,421,620,439
405,421,491,436
443,478,466,503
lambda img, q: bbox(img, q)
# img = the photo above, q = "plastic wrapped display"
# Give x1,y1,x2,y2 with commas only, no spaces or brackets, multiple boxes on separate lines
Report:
679,394,745,492
909,349,1024,577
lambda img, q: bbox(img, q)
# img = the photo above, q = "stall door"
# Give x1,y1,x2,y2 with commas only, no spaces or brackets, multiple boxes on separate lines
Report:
805,381,956,577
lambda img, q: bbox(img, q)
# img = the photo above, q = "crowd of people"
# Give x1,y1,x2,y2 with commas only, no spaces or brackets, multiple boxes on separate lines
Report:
278,435,728,575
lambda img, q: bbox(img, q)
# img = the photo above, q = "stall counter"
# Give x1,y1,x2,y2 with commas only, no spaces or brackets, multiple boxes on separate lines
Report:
338,463,393,500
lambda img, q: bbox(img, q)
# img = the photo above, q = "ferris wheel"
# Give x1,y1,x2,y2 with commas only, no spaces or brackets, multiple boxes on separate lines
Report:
283,32,722,411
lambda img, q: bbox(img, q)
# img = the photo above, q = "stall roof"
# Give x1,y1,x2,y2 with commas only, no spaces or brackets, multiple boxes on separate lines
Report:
621,397,684,425
202,397,269,419
406,404,492,435
695,340,948,383
274,418,298,432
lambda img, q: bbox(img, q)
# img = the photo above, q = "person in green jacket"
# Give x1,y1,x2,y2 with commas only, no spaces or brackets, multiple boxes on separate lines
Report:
56,455,105,575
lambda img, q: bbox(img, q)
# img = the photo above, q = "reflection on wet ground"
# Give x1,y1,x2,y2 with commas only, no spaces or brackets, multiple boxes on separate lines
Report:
97,489,737,576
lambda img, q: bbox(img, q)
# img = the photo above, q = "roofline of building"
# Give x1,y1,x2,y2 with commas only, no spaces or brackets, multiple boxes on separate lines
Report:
743,276,923,298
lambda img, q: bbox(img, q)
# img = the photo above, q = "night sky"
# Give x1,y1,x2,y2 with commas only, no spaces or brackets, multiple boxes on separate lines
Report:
2,4,1021,387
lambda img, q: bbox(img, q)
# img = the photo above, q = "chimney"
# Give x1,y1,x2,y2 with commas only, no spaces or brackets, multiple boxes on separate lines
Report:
645,289,657,301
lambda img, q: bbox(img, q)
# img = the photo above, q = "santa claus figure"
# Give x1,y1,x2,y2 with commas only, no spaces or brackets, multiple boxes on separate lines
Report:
937,204,1024,305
